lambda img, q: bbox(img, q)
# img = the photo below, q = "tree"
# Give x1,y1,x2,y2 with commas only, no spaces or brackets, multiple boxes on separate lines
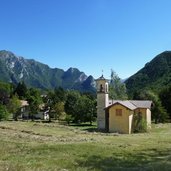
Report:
65,91,96,124
0,82,14,105
14,81,27,99
133,90,168,123
77,95,96,124
54,87,66,103
109,69,128,100
54,102,65,120
8,95,21,121
0,104,9,121
152,100,168,123
64,91,80,123
43,88,66,122
133,112,147,133
159,86,171,121
0,88,10,105
65,114,73,125
27,88,42,120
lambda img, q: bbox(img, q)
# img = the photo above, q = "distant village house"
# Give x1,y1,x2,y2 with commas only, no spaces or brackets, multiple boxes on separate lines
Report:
19,100,49,120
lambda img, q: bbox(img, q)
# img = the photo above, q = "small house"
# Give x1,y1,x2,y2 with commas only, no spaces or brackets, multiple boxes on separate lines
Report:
20,100,29,119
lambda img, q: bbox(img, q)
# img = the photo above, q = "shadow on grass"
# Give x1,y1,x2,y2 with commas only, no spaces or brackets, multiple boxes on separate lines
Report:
70,123,94,127
69,123,99,132
76,149,171,171
83,127,99,132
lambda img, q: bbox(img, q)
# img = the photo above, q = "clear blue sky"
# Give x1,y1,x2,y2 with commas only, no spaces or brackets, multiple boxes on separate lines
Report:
1,0,171,79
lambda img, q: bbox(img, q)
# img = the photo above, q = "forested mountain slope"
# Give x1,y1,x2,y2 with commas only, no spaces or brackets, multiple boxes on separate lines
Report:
125,51,171,96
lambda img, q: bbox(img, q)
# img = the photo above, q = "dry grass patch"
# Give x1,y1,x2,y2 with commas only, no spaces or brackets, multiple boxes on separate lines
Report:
0,121,171,170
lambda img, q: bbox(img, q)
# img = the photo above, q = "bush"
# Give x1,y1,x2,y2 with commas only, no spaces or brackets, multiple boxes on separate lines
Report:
65,114,73,125
0,104,9,121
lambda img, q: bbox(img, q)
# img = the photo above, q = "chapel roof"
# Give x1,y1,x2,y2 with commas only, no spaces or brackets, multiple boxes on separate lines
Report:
107,100,152,110
130,100,152,109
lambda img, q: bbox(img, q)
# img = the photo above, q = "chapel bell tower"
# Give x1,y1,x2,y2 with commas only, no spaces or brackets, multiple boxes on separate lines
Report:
96,75,109,131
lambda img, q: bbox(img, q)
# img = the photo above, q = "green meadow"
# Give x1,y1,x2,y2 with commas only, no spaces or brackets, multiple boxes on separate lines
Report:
0,121,170,171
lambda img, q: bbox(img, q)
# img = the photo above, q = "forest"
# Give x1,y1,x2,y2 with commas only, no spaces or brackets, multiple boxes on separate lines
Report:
0,81,96,124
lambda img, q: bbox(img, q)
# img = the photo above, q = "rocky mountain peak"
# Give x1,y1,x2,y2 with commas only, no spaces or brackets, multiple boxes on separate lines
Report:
0,50,95,93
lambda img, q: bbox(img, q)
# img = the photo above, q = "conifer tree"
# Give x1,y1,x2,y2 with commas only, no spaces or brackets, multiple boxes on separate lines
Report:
109,69,128,100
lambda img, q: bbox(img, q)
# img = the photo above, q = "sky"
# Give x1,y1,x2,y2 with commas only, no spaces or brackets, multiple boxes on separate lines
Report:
1,0,171,79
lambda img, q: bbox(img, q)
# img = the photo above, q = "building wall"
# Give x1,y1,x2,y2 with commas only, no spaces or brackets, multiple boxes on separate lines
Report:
134,108,151,129
146,109,151,128
134,108,146,117
109,104,133,134
97,93,108,130
129,114,133,134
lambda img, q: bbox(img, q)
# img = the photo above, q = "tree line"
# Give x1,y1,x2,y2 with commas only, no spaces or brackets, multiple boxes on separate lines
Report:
44,87,96,124
0,81,96,124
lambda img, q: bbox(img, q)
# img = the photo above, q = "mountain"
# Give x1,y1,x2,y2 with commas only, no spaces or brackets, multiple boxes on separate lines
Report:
0,50,95,92
125,51,171,96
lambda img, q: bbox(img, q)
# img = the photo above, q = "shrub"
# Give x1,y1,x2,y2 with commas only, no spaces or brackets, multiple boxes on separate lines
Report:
65,114,73,125
133,112,147,133
0,104,9,121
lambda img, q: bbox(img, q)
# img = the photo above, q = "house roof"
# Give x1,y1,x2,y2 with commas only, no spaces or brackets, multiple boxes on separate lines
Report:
20,100,29,107
107,100,152,110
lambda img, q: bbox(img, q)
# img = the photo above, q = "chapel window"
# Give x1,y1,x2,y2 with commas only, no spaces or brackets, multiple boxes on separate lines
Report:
116,109,122,116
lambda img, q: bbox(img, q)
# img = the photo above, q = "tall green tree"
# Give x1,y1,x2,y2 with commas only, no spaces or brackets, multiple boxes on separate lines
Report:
54,87,66,103
64,91,80,123
159,86,171,120
133,90,168,123
8,95,21,121
27,88,42,120
54,102,65,120
77,95,96,124
14,81,28,99
0,81,13,105
65,91,96,124
0,88,10,105
43,88,66,122
109,69,128,100
0,104,9,121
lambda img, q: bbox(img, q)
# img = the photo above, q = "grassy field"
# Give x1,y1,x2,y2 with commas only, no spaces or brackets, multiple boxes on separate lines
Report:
0,121,171,171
